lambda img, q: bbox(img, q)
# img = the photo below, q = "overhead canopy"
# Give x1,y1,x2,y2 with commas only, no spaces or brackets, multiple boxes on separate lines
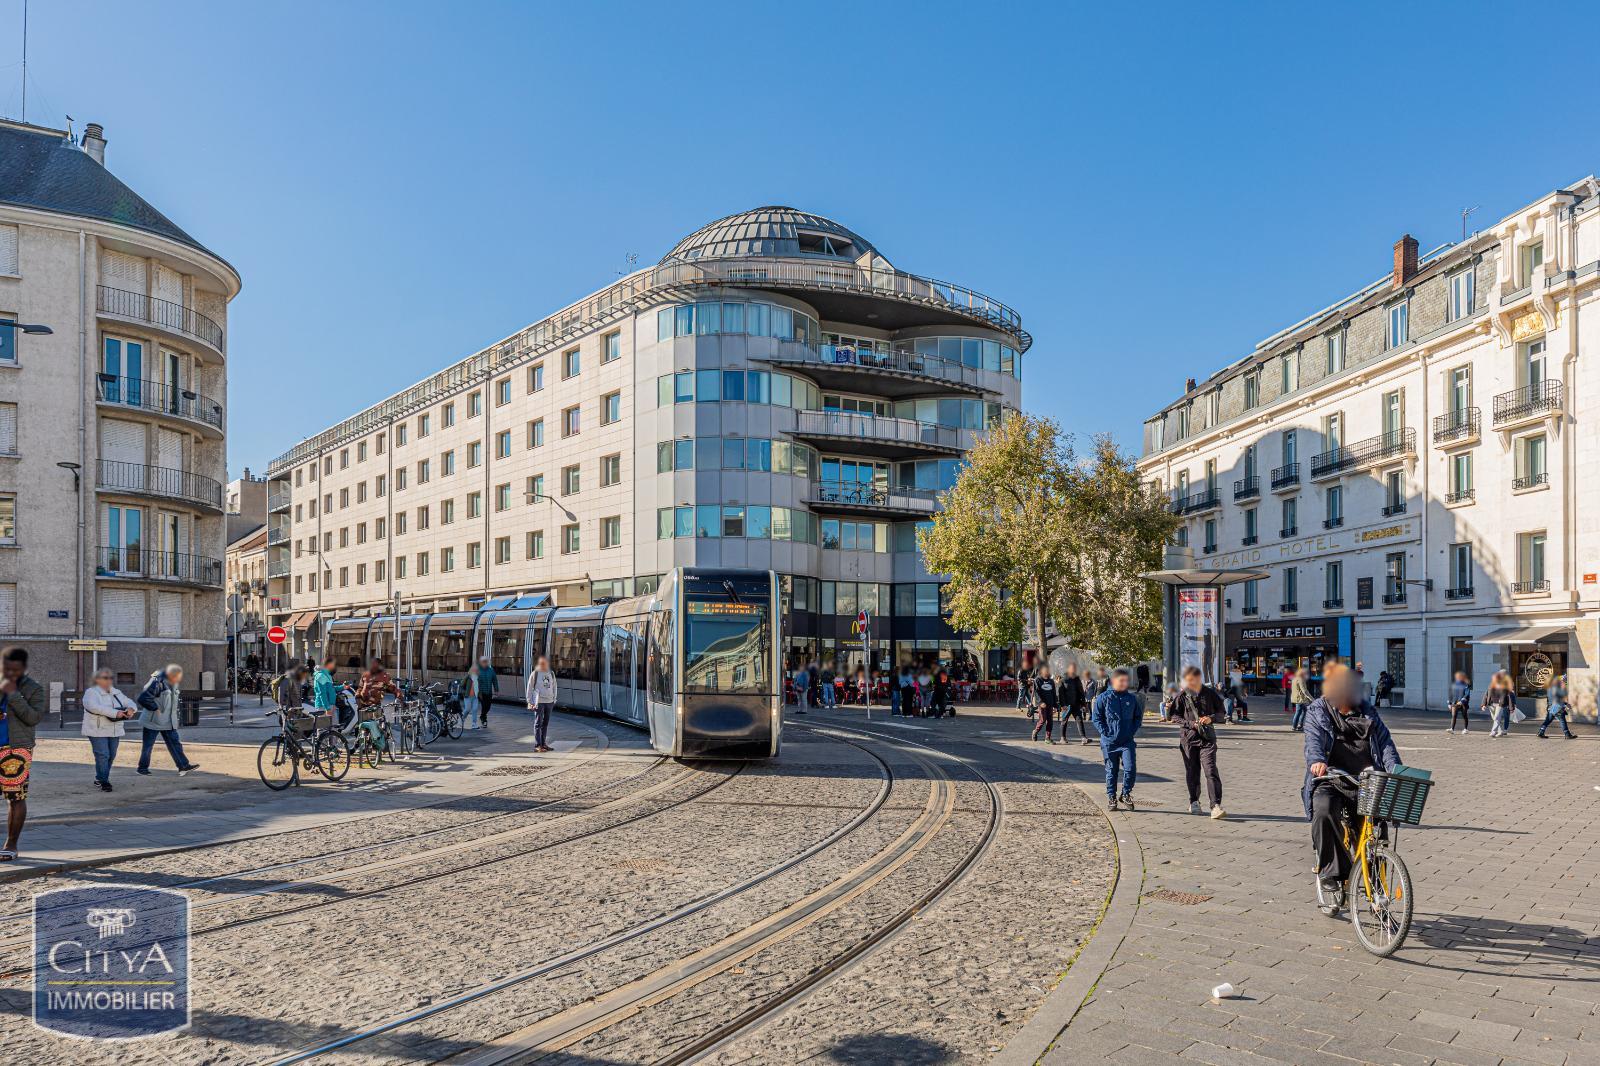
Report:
1473,623,1573,645
285,611,319,630
510,592,551,609
1141,567,1270,588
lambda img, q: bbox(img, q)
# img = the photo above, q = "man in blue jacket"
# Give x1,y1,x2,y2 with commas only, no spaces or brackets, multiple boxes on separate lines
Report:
1091,668,1144,810
1303,664,1399,893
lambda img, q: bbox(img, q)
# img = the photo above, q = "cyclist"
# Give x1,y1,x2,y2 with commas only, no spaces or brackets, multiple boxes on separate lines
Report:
356,658,398,711
313,656,342,726
1303,663,1400,898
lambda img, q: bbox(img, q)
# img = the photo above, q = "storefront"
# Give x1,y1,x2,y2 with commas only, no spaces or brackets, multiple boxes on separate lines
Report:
1475,623,1573,712
1227,616,1354,698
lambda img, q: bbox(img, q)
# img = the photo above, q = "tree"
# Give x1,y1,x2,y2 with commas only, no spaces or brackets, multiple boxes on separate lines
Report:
918,414,1179,667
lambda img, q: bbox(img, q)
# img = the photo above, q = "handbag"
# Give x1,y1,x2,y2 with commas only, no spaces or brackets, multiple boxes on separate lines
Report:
1510,705,1527,724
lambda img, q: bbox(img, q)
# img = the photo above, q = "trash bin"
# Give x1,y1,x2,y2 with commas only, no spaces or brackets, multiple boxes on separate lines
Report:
180,698,201,728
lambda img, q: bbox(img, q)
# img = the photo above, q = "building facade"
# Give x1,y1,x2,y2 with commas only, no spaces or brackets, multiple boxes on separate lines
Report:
224,523,268,664
266,207,1026,675
0,119,240,690
1139,179,1600,718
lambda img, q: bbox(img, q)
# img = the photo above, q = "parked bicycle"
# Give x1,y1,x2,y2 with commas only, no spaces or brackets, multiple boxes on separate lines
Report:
1311,766,1431,956
258,707,351,790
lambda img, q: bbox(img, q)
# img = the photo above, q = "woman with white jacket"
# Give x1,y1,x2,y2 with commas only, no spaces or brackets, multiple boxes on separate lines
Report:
81,668,139,792
526,656,557,753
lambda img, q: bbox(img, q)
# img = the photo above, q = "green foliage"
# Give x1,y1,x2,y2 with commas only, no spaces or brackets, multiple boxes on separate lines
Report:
919,414,1178,665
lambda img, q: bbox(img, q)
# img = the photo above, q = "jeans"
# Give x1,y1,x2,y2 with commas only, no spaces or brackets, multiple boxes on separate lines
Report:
1031,708,1055,741
89,735,121,784
533,702,552,747
1291,703,1308,730
1062,708,1089,740
1449,702,1469,730
821,683,835,708
889,688,900,715
1538,707,1574,737
138,728,193,771
1180,733,1222,807
1102,743,1136,799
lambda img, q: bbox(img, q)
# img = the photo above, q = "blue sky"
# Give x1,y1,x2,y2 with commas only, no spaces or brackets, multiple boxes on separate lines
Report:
6,1,1599,474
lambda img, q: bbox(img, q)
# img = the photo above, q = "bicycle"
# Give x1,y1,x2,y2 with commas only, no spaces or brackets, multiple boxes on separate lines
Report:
1311,766,1431,957
258,708,351,790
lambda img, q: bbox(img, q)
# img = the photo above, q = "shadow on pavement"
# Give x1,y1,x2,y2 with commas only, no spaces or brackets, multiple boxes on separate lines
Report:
1404,913,1599,982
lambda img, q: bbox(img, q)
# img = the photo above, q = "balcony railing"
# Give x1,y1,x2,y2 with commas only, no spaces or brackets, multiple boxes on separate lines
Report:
807,480,940,513
1241,605,1259,616
1280,602,1298,613
96,546,222,587
1310,429,1416,479
1446,489,1475,504
1280,526,1298,538
1381,501,1407,517
1323,598,1344,610
268,487,292,512
1202,544,1217,555
1324,517,1344,529
1183,488,1221,514
1432,407,1480,444
95,374,224,432
1512,579,1551,594
793,410,960,452
1445,586,1474,600
268,555,291,579
1492,380,1563,427
267,522,289,545
1270,463,1300,490
97,460,224,510
759,343,993,394
1242,535,1258,546
1383,591,1407,605
1513,472,1549,491
96,285,224,353
1233,475,1260,501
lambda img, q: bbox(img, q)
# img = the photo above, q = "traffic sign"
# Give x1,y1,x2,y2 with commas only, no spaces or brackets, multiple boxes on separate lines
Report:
66,639,108,653
267,626,288,645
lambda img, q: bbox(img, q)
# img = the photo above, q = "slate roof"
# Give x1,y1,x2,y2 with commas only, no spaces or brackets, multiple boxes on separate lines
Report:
667,206,877,263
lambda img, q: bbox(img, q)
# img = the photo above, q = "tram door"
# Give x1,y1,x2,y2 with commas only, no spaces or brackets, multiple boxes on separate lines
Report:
602,619,636,723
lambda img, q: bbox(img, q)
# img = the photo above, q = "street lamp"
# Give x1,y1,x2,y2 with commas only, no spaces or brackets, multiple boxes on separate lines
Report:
0,321,53,335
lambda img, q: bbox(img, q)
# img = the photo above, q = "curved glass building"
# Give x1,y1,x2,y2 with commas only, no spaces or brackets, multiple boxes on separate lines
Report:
267,206,1026,676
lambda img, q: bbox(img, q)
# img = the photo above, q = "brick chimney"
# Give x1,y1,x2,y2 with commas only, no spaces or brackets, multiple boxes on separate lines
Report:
1392,234,1418,289
1184,377,1197,393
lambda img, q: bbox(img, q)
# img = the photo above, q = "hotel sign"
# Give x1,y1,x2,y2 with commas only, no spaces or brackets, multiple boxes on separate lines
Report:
1201,516,1420,570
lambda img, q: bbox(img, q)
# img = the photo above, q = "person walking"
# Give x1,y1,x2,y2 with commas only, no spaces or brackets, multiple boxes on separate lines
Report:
1483,671,1515,737
1173,665,1226,818
1290,665,1313,731
1447,671,1471,733
1030,665,1060,743
1159,683,1180,723
313,656,342,727
0,647,46,860
1060,662,1091,744
526,654,558,752
81,668,139,792
819,662,837,709
1537,674,1577,739
473,656,498,727
1091,668,1143,810
1281,668,1294,715
792,662,810,714
135,664,200,777
895,665,915,718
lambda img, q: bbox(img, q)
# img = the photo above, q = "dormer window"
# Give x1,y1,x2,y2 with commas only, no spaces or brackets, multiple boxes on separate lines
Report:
796,231,854,257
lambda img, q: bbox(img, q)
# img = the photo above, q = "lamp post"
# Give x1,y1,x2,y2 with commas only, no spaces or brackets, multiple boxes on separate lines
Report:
0,321,53,336
55,461,85,691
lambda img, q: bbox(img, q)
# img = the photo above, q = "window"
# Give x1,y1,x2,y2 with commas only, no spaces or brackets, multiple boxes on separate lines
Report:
1243,578,1259,614
467,542,482,569
495,430,511,458
562,405,580,437
376,517,386,538
1282,566,1298,610
1280,352,1296,394
417,505,431,529
357,441,367,462
562,347,580,378
442,450,456,476
1382,390,1403,436
1281,429,1297,468
1385,552,1406,602
1281,497,1298,537
495,483,511,511
495,377,511,406
1325,560,1343,606
395,511,407,535
1516,434,1547,488
467,491,482,518
440,498,455,525
1383,470,1405,514
495,536,511,564
0,495,14,544
526,529,544,559
467,441,481,468
1243,371,1260,410
377,432,386,454
0,224,16,277
375,560,386,581
441,547,455,572
417,459,430,484
468,390,482,417
441,403,456,428
376,474,387,497
1388,302,1409,349
1324,485,1343,527
528,419,544,449
339,566,349,587
1450,452,1473,499
356,563,366,585
1243,507,1257,544
601,515,621,549
561,523,580,554
1448,366,1470,414
527,363,545,393
1322,412,1343,449
418,413,430,438
356,522,367,544
601,453,621,487
1448,270,1475,321
561,464,580,495
394,555,406,578
356,482,367,504
1522,337,1548,387
396,467,408,491
1326,331,1345,374
1448,543,1472,594
527,474,545,501
1203,518,1217,553
396,424,408,446
324,494,333,513
1520,240,1544,286
416,551,429,576
601,391,621,425
1517,531,1547,589
602,331,621,363
340,448,349,469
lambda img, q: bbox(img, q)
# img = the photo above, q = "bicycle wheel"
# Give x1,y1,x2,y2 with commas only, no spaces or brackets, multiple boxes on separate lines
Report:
382,723,399,764
398,716,416,756
314,733,350,781
257,737,297,790
357,732,381,769
1351,843,1413,957
420,709,443,746
446,709,463,740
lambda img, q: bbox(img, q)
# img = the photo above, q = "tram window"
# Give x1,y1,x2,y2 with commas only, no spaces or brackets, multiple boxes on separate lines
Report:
428,627,473,675
550,622,599,681
633,621,648,691
682,597,769,695
649,609,674,702
327,632,364,671
607,625,631,685
491,626,524,677
529,622,548,663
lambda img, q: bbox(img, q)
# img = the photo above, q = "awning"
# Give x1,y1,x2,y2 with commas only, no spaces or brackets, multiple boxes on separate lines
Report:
1473,624,1573,645
286,611,319,630
1141,567,1270,588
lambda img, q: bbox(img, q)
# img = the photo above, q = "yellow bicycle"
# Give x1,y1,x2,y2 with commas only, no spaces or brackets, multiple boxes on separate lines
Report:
1313,767,1431,957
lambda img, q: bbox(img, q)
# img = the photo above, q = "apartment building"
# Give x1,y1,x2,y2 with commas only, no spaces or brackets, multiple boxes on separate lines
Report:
265,207,1026,675
1139,178,1600,717
0,119,240,687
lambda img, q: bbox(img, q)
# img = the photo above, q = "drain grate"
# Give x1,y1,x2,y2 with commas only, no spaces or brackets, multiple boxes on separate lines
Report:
1144,888,1212,906
480,765,546,776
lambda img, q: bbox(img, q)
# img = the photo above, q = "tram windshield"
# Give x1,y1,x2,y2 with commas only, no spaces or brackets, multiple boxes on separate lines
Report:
682,598,770,694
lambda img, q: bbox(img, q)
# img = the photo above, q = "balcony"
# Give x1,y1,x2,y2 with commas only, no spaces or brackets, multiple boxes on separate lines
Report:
95,375,224,435
269,486,292,513
268,554,291,579
806,480,940,518
1242,535,1258,546
1241,605,1259,616
1381,501,1407,517
1383,592,1407,605
97,460,224,512
1280,526,1298,538
753,343,990,399
1182,488,1221,514
1310,428,1416,480
1233,475,1260,501
1512,579,1551,595
1446,489,1475,505
1492,380,1563,429
267,521,290,545
1432,407,1480,446
1323,598,1344,610
792,410,961,459
1270,463,1300,491
1513,472,1549,491
1445,586,1474,600
95,546,222,588
1202,544,1217,555
96,285,224,356
1280,602,1298,613
1324,517,1344,529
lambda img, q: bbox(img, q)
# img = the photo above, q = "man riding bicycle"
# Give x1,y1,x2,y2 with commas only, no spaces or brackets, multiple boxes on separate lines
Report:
356,658,398,711
1303,663,1399,898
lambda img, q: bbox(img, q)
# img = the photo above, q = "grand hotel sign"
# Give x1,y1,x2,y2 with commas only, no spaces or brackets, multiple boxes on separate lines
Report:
1200,515,1421,571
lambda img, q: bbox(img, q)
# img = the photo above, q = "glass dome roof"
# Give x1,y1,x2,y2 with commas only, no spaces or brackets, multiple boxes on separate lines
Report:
666,206,878,263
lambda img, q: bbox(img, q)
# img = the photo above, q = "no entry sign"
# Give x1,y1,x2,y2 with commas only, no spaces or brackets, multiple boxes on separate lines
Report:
266,626,288,645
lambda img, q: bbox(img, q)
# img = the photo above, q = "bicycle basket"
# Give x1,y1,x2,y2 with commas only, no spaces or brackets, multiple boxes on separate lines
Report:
287,713,320,738
358,707,384,723
1356,769,1432,825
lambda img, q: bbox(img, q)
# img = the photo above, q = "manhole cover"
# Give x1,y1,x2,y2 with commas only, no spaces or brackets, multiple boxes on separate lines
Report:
480,765,546,776
1144,888,1212,906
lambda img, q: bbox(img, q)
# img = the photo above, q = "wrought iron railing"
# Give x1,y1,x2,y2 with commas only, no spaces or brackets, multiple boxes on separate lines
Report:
1323,598,1344,610
1512,579,1550,594
96,546,222,587
1446,489,1475,504
1270,463,1300,489
97,285,224,352
1324,517,1344,529
1513,472,1549,491
1280,525,1298,538
1182,488,1220,514
1432,407,1480,444
1381,502,1407,516
1310,429,1416,479
97,460,223,510
1233,475,1259,500
760,343,993,392
1445,586,1474,600
1492,380,1563,426
1383,591,1407,605
1242,535,1258,546
1280,602,1298,613
95,374,223,430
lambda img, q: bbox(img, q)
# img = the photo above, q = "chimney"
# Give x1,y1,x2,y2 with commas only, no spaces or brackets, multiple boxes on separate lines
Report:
1392,233,1418,289
1184,377,1197,393
82,123,107,165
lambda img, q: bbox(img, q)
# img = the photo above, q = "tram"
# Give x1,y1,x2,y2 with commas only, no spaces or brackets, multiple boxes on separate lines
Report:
321,568,781,758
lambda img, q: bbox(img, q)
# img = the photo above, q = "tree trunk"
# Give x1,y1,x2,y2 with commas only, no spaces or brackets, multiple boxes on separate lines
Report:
1032,578,1047,666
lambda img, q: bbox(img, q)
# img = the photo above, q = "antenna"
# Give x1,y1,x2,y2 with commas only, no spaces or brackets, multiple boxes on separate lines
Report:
616,252,638,277
20,0,27,122
1461,205,1479,242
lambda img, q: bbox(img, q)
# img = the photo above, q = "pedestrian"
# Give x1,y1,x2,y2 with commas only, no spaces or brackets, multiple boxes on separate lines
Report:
526,654,557,752
1060,662,1091,744
1537,675,1577,739
473,656,498,727
0,647,46,860
1017,658,1037,719
135,664,201,777
1281,667,1294,715
820,662,836,709
81,668,139,792
1136,662,1151,693
314,654,341,720
931,668,955,718
1483,671,1515,737
1375,669,1396,708
1091,668,1143,811
1031,664,1059,743
895,665,915,717
1173,665,1226,818
1290,665,1313,731
1159,683,1180,723
1447,670,1471,733
853,666,869,705
1222,672,1238,723
356,657,398,711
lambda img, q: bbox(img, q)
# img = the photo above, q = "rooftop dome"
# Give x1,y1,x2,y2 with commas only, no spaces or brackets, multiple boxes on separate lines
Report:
666,206,878,263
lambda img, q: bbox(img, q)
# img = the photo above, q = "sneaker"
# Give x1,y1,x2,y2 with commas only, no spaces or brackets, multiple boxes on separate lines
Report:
1119,793,1135,810
1538,733,1548,740
1048,738,1058,745
1081,738,1092,746
1107,797,1120,811
95,781,111,792
179,765,199,776
136,768,151,776
1211,805,1227,819
1189,801,1202,815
